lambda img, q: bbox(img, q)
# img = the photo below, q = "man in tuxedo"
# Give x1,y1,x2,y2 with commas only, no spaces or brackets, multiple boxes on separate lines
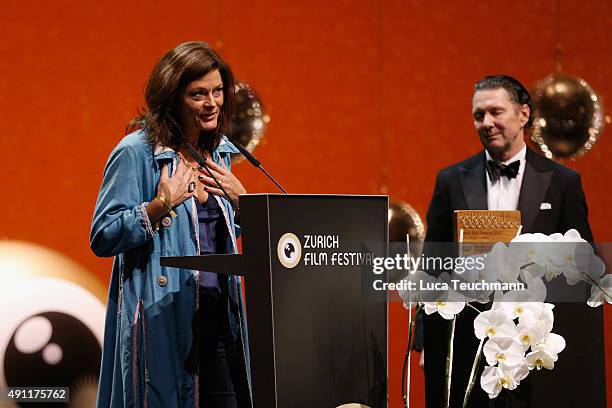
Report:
423,75,605,407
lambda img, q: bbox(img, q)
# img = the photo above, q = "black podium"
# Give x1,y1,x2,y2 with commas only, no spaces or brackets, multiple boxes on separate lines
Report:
162,194,388,408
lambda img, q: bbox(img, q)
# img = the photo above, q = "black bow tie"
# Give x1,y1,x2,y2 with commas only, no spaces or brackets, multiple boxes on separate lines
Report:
486,160,520,181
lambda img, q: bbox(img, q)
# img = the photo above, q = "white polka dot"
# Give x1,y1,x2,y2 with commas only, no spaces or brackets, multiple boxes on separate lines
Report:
14,316,52,354
42,343,63,365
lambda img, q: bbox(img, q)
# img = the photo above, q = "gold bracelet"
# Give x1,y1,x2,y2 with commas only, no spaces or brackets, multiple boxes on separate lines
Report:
155,196,177,218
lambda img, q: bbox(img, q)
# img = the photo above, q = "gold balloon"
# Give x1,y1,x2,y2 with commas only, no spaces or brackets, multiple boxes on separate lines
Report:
387,201,425,283
531,75,604,159
388,200,425,248
230,81,269,163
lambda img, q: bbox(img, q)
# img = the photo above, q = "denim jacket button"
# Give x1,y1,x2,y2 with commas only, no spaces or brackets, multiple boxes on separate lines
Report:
158,276,168,287
161,216,172,227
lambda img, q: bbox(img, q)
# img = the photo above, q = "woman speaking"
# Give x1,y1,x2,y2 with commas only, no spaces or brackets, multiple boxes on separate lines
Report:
91,41,251,408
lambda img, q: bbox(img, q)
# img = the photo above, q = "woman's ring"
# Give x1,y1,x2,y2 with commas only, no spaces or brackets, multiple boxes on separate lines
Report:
188,181,196,193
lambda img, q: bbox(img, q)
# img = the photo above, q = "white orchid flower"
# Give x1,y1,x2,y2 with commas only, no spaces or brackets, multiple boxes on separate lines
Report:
509,233,553,266
550,248,582,284
495,300,535,321
492,274,547,318
421,286,465,320
501,360,530,382
543,267,563,282
418,272,451,300
587,274,612,307
533,332,566,360
516,321,548,350
519,270,547,302
474,309,517,339
509,234,556,280
453,274,495,305
457,244,514,304
485,242,521,283
515,303,554,349
518,303,554,333
508,230,602,284
582,254,607,285
483,337,525,367
397,270,432,308
480,365,519,399
547,230,604,285
450,253,496,304
510,232,554,244
526,349,556,370
462,281,496,305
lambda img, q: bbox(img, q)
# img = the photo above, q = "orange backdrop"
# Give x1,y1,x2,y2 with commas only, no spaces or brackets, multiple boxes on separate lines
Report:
1,1,610,406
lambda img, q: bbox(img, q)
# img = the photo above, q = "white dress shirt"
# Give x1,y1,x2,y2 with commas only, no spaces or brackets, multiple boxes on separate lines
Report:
486,145,527,211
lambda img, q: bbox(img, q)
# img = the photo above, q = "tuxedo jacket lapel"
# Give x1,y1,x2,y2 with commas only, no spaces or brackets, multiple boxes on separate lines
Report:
517,149,553,232
458,149,553,231
459,154,487,210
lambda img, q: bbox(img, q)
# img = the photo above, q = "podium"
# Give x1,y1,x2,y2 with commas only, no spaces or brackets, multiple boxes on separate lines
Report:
162,194,389,408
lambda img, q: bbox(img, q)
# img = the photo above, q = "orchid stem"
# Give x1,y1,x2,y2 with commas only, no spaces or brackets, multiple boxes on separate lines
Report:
466,302,481,314
462,337,485,408
402,304,422,408
444,316,457,408
520,261,536,271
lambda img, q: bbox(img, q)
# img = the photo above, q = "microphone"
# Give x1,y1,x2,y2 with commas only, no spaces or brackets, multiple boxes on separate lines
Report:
185,143,236,208
228,139,288,194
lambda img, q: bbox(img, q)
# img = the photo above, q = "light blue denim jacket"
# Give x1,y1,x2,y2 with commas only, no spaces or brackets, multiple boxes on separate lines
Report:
91,130,251,407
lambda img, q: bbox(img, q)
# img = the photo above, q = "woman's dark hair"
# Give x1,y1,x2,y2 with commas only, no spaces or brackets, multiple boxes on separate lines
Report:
128,41,236,152
474,75,533,129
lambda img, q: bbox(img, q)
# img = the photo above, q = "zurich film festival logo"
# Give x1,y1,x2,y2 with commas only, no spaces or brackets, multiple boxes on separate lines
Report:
277,233,302,268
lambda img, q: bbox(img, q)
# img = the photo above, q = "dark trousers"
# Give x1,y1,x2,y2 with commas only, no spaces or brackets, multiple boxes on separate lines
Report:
199,287,250,408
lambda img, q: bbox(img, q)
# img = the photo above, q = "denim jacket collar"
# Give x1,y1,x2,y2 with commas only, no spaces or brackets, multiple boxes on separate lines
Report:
153,135,239,161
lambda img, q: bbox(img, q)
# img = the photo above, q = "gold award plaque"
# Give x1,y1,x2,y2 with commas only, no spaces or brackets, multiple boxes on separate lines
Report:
454,210,521,254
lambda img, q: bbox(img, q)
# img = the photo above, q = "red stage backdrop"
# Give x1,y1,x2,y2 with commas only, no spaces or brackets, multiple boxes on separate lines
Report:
0,1,609,406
